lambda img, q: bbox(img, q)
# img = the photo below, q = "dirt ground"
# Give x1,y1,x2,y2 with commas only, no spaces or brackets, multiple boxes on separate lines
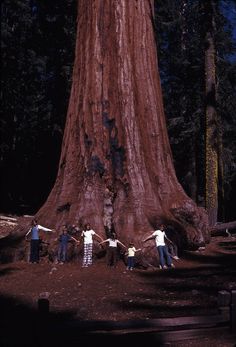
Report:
0,222,236,346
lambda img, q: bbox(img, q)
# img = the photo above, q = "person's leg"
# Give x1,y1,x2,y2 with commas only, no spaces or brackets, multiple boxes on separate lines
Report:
31,240,39,263
157,246,165,268
57,244,62,262
112,247,118,267
62,244,67,262
163,245,173,267
107,247,112,266
83,243,89,266
30,240,34,262
173,244,179,258
127,256,131,269
87,243,93,265
168,244,174,257
35,240,40,263
130,256,134,269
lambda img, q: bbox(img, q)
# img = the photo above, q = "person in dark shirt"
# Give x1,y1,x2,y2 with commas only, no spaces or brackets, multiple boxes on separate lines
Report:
57,225,80,264
25,218,53,263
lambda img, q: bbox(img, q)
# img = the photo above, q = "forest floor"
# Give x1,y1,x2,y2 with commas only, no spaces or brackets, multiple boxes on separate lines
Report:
0,216,236,346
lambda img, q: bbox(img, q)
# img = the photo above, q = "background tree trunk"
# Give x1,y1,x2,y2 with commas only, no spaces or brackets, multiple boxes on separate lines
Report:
37,0,209,256
204,0,219,226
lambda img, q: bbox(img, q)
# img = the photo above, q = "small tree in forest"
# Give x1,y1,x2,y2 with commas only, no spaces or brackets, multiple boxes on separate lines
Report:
203,0,219,226
37,0,209,262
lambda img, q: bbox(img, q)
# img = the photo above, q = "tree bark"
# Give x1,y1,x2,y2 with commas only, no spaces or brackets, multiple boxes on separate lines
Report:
204,0,219,226
37,0,209,257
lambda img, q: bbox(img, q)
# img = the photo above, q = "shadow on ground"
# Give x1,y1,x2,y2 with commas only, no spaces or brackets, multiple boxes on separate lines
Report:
1,294,202,347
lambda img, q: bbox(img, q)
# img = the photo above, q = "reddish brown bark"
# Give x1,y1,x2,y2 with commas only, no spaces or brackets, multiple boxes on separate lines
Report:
37,0,209,254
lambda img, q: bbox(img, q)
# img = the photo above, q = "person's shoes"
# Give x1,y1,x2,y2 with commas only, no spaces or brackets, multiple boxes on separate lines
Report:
170,263,175,268
173,256,179,260
162,265,167,269
130,267,133,271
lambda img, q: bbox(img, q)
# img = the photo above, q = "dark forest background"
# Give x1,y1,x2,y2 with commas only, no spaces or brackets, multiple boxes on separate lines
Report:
1,0,236,221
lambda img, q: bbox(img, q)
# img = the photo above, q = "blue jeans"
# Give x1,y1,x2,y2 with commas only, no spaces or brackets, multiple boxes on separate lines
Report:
157,245,172,267
127,256,135,269
30,239,40,263
58,243,67,262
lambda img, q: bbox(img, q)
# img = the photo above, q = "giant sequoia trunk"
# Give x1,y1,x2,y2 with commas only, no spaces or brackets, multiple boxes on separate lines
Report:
37,0,209,255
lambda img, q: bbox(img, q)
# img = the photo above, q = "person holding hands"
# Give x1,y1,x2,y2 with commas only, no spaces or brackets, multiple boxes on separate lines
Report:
100,232,126,268
25,218,54,263
81,223,103,267
126,243,141,270
57,225,80,264
143,224,175,269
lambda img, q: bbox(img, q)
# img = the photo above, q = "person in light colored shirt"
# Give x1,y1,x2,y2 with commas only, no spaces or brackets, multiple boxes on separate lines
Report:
126,243,141,270
81,223,103,267
100,232,126,268
143,224,175,269
25,218,53,263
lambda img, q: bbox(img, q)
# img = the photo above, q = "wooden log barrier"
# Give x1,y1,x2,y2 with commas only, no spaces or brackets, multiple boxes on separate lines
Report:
230,290,236,333
38,297,49,317
217,290,231,318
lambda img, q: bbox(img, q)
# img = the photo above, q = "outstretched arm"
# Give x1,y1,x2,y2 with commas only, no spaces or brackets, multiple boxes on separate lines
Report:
99,239,109,245
71,236,80,243
117,240,127,248
143,235,154,243
38,225,53,232
164,234,173,244
25,228,32,238
95,233,104,242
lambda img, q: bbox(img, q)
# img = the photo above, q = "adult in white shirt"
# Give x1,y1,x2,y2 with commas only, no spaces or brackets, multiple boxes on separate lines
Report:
100,232,126,267
143,224,174,269
81,223,103,267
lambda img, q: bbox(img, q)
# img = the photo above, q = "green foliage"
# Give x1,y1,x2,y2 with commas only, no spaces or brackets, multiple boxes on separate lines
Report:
154,0,236,219
0,0,77,213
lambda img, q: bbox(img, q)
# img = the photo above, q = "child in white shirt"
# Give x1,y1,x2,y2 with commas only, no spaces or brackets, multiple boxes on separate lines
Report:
126,243,141,270
100,232,126,267
81,223,103,267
